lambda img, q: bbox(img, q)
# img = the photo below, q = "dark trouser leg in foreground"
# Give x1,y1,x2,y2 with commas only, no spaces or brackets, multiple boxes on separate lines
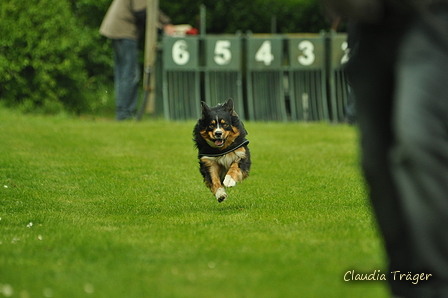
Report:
348,8,448,297
346,15,414,296
390,12,448,296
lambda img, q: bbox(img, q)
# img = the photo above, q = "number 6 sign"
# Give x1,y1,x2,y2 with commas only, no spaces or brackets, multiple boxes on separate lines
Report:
163,37,198,70
172,40,190,65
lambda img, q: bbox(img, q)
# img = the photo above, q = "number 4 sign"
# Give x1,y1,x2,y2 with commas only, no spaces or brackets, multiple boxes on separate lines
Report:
255,41,274,66
248,36,283,69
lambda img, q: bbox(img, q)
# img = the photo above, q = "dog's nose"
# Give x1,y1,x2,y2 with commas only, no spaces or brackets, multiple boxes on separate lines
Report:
214,130,222,138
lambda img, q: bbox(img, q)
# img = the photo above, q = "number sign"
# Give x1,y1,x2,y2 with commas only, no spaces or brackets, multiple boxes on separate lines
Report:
163,37,198,70
331,34,349,68
247,36,283,69
288,35,325,69
206,36,241,70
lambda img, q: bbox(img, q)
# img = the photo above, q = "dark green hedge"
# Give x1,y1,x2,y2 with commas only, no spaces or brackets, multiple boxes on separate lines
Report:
0,0,114,114
161,0,327,34
1,0,88,113
0,0,329,115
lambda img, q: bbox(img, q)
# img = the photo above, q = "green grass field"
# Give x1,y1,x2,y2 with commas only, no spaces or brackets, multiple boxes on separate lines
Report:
0,107,389,298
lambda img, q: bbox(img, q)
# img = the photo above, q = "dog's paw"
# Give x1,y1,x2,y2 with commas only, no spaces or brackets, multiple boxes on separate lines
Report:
223,175,236,188
215,187,228,203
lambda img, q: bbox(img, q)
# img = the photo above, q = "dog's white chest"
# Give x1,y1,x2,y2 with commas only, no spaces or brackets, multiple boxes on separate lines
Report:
202,150,246,169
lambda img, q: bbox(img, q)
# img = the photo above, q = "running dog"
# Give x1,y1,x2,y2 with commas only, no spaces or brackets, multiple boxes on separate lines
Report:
193,99,251,202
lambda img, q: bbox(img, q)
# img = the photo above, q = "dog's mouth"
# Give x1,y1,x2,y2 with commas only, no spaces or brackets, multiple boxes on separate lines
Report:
213,138,225,147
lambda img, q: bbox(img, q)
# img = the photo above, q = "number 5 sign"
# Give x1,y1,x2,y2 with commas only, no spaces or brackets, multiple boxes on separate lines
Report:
163,36,199,70
206,36,241,70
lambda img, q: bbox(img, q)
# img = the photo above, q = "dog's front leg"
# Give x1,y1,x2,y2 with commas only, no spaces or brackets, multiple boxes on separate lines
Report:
223,147,248,188
223,162,242,188
201,158,227,202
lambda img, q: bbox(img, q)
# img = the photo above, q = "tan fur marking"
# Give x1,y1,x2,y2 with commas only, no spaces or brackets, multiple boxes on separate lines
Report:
222,126,240,149
228,147,248,181
200,129,208,139
201,129,216,147
226,162,243,183
200,157,223,195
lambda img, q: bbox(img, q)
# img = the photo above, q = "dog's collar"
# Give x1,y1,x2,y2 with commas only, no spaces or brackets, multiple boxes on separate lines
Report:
198,139,249,157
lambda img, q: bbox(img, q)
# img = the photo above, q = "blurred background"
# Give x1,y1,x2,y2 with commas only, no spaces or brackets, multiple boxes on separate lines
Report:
0,0,340,117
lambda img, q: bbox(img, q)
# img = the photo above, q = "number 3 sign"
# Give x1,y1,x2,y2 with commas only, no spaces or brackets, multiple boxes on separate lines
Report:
288,35,325,69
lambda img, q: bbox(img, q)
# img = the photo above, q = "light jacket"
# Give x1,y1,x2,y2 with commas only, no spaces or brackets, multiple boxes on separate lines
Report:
100,0,171,40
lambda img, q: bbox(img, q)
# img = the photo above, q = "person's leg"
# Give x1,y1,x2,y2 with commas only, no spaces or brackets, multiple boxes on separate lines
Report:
112,40,121,109
390,11,448,297
345,17,414,295
112,39,140,120
344,83,356,124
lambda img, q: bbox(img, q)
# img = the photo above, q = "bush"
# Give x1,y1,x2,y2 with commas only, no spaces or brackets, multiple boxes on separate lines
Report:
0,0,93,114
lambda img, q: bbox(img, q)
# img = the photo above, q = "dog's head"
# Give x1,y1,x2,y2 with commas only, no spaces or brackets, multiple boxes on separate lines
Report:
198,98,245,149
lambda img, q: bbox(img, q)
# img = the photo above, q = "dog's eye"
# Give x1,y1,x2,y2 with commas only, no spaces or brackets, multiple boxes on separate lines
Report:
222,123,229,128
208,124,215,129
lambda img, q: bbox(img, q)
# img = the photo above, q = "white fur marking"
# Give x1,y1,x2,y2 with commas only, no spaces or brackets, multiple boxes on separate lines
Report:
214,116,222,136
224,175,236,187
215,187,227,202
214,127,223,136
202,150,246,170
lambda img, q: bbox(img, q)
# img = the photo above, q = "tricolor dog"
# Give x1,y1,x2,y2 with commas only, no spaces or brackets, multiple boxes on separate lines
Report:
193,99,251,202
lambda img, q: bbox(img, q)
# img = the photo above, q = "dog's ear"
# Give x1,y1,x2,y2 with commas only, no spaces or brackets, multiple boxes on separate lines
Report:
223,98,234,114
225,98,239,117
201,101,211,119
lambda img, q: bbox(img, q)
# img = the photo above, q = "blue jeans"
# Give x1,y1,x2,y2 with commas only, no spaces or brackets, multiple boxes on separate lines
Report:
112,39,140,120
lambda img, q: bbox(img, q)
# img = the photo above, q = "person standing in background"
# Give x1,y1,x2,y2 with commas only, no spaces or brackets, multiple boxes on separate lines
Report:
100,0,174,120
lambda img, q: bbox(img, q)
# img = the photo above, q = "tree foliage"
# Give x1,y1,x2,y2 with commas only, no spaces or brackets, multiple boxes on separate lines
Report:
1,0,90,113
0,0,330,114
161,0,327,34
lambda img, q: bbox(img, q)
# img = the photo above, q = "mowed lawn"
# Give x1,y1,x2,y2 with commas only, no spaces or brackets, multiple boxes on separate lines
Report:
0,108,389,298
